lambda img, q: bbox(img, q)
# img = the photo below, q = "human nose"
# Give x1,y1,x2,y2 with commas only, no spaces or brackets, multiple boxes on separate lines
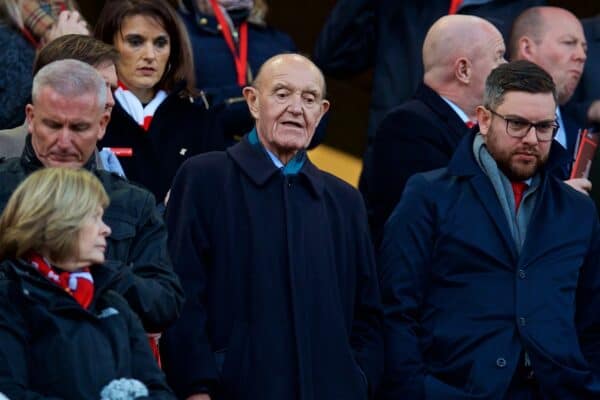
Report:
574,43,587,62
287,93,303,114
56,129,72,148
101,220,111,237
142,42,156,60
521,124,539,144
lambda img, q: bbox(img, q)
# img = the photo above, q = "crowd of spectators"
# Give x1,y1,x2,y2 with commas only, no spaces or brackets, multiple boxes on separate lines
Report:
0,1,599,399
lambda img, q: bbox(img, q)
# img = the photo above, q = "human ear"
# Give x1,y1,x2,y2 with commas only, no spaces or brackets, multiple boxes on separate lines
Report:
476,105,491,136
243,86,260,119
455,58,471,84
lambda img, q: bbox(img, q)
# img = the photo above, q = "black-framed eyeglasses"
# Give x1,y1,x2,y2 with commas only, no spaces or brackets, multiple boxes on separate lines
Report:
488,109,559,142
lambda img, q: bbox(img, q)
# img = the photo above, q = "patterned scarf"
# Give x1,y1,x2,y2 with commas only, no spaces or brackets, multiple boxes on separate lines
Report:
28,252,94,309
114,82,168,132
20,0,77,47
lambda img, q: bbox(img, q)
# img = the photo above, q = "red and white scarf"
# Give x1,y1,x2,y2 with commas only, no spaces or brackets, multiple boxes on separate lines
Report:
114,82,167,131
28,253,94,309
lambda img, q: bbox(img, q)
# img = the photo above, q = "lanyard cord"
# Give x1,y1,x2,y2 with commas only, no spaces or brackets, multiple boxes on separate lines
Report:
208,0,249,86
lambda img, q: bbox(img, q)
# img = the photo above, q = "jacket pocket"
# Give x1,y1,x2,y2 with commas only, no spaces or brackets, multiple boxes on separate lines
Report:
103,213,137,260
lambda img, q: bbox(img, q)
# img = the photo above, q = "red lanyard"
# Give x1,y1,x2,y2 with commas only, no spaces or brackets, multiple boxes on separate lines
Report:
209,0,249,86
448,0,463,14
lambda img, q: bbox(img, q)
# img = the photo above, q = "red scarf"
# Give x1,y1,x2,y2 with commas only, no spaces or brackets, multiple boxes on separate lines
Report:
28,253,94,309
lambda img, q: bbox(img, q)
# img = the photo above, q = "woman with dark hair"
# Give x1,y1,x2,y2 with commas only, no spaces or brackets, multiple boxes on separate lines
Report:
0,168,175,399
95,0,224,205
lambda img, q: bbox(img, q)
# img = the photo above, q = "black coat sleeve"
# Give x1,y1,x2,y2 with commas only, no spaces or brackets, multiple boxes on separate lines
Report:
350,193,384,398
107,292,177,399
0,284,63,400
313,0,376,76
377,174,434,399
370,109,453,244
161,158,218,398
106,190,184,333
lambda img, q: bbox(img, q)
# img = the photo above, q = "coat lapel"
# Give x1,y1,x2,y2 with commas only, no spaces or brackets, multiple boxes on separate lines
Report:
448,132,518,263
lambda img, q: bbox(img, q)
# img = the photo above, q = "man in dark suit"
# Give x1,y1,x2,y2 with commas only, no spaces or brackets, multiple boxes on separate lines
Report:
509,6,590,189
365,14,506,244
380,60,600,399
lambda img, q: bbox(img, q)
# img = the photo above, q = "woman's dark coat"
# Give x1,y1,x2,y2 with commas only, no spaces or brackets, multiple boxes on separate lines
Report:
99,88,224,203
0,259,176,399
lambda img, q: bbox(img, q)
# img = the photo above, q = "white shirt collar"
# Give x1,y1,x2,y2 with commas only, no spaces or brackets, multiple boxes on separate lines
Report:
441,96,471,124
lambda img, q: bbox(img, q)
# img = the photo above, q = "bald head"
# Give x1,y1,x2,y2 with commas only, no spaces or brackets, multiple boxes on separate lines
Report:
509,7,586,104
253,53,327,98
243,53,330,165
422,15,506,118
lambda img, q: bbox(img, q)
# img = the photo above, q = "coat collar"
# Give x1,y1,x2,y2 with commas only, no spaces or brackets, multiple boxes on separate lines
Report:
20,134,97,174
4,259,123,313
227,133,325,198
415,83,471,142
447,131,569,263
447,130,568,179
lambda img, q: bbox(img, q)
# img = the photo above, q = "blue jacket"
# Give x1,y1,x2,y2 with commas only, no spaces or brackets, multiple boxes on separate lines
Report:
379,132,600,399
161,135,383,399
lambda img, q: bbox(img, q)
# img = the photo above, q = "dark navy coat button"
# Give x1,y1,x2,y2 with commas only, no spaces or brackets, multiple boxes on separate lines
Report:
496,357,507,368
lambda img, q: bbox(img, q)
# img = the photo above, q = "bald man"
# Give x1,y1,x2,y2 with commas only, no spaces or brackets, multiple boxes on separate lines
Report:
161,53,382,400
364,14,506,244
510,7,588,183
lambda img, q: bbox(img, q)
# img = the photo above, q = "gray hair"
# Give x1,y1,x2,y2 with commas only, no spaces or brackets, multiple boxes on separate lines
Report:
32,59,107,113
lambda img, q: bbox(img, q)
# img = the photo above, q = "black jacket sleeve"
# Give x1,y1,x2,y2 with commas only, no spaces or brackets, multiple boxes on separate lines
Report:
160,159,219,398
313,0,376,76
104,185,184,333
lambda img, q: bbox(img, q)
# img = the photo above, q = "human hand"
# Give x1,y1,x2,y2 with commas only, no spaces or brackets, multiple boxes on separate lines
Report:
564,178,592,195
186,395,211,400
44,10,89,44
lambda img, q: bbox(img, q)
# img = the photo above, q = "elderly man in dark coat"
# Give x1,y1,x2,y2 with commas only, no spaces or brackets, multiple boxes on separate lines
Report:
161,53,383,400
379,61,600,399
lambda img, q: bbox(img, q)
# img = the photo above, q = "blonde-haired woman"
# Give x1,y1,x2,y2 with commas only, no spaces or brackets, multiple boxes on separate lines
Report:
0,168,175,399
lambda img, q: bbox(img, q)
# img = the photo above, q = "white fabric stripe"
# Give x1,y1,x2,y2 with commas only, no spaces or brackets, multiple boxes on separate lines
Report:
114,87,167,128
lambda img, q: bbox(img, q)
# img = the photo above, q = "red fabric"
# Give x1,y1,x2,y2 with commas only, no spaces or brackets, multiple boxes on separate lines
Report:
466,120,476,129
28,253,94,309
448,0,463,14
209,0,249,86
148,333,162,368
511,181,528,212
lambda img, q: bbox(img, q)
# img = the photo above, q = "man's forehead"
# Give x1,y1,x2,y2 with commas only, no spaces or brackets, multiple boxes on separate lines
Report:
268,75,322,92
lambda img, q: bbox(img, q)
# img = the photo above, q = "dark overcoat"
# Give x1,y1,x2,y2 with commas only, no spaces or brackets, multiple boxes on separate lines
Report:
364,83,472,245
378,132,600,399
161,136,383,400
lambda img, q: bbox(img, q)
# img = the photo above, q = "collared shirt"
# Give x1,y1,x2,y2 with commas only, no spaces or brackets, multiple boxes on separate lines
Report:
554,107,567,149
265,148,284,169
441,96,472,124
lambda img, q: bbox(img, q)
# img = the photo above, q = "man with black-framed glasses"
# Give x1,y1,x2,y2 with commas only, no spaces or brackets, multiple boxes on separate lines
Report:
379,60,600,399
